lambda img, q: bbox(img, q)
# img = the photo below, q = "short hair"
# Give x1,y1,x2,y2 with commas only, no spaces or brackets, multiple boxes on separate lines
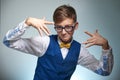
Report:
53,5,77,24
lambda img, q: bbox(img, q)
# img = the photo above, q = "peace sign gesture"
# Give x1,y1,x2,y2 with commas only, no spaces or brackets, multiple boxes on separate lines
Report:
83,30,110,50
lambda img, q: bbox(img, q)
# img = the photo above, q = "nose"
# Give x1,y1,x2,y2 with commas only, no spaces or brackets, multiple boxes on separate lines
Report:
62,28,67,34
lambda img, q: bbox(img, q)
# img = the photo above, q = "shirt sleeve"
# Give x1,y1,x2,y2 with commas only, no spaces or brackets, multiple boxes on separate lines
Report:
77,45,113,76
3,20,50,57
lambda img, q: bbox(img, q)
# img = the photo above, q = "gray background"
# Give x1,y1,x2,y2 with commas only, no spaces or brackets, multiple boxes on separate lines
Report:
0,0,120,80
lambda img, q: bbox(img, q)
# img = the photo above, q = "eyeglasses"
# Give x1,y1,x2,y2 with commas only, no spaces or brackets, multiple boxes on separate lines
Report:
54,24,75,33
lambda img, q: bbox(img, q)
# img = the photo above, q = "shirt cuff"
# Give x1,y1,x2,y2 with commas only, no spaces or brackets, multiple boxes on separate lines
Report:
102,47,112,56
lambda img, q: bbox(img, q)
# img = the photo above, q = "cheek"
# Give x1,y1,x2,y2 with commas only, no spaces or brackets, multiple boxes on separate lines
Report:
57,31,74,38
69,31,74,36
65,33,73,39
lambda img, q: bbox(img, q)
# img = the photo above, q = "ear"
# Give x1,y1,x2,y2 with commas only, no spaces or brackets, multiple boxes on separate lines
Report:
74,22,79,30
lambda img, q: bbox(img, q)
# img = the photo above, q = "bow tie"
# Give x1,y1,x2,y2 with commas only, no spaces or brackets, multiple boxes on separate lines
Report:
60,42,71,48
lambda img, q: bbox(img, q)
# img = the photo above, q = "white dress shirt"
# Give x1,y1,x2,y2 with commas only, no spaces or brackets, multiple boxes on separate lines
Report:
3,20,113,74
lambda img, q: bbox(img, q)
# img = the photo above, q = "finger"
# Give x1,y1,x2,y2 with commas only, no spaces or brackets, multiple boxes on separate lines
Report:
37,28,43,36
43,24,50,34
82,39,95,44
85,43,94,48
42,17,45,20
94,29,99,34
84,31,93,37
44,21,54,25
40,27,49,36
42,17,54,25
82,41,88,44
40,24,50,36
87,37,94,42
95,29,98,33
42,24,51,35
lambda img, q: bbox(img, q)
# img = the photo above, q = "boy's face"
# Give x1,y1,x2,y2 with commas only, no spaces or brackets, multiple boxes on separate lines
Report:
54,18,78,43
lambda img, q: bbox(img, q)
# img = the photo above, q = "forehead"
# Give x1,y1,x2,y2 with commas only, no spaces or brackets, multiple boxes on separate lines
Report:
55,18,74,26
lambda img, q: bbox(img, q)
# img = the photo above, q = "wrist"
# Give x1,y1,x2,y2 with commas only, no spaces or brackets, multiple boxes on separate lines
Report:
25,17,32,26
102,40,110,50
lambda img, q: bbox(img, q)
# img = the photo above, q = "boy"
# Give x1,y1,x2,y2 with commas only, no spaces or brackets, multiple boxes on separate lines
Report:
3,5,113,80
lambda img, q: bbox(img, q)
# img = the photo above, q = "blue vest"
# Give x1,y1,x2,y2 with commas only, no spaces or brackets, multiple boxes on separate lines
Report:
34,35,81,80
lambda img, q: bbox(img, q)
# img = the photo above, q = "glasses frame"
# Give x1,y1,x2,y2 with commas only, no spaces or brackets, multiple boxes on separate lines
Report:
54,23,76,33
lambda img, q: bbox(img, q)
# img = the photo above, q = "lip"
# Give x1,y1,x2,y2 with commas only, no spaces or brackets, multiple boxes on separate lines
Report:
62,35,68,38
62,36,69,41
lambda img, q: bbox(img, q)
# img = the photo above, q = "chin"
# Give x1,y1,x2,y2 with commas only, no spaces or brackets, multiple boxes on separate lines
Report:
59,36,71,43
62,38,71,43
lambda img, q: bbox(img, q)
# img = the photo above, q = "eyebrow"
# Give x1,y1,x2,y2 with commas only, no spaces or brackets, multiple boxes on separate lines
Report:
55,23,74,26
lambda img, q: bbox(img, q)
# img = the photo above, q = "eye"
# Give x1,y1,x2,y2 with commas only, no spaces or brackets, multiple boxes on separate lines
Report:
56,26,62,29
54,25,63,32
65,25,73,29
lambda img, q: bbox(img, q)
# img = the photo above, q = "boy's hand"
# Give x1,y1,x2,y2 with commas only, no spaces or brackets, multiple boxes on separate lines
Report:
83,30,110,50
25,17,54,36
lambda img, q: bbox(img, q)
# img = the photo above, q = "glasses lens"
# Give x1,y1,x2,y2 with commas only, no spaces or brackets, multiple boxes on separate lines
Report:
64,25,74,32
54,26,62,32
54,24,75,32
